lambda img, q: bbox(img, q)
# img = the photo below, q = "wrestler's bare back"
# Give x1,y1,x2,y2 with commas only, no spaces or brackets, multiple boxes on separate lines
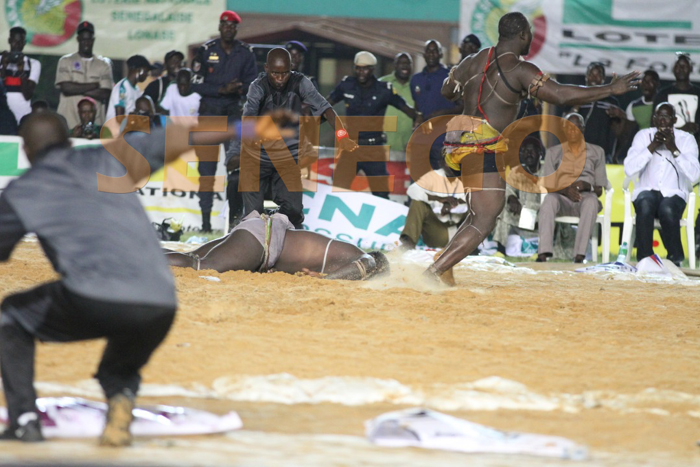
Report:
449,48,538,133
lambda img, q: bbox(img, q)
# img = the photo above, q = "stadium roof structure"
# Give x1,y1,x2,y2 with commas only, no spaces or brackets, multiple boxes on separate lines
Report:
236,17,428,59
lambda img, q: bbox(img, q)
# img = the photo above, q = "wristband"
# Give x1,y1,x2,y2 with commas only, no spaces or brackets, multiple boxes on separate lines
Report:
336,129,349,141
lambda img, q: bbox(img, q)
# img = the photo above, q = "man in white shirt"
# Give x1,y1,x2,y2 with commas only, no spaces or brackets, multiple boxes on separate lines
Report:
0,27,40,125
105,55,153,123
624,102,700,265
159,68,201,118
399,161,467,250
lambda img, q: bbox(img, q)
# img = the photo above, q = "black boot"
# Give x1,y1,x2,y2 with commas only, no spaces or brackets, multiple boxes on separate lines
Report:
201,212,212,233
0,412,44,442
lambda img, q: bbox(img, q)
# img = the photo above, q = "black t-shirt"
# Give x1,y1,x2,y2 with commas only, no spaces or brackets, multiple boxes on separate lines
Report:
568,96,621,162
653,83,700,143
143,76,173,105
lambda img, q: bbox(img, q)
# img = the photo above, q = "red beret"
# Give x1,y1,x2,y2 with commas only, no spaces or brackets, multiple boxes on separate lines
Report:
220,10,241,23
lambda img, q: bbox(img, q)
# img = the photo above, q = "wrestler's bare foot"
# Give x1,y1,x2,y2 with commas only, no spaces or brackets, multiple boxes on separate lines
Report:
425,250,457,287
423,264,456,287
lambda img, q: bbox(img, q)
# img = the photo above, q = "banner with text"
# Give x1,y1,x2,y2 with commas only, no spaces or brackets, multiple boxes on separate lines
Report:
0,136,228,232
302,183,407,251
3,0,226,61
460,0,700,80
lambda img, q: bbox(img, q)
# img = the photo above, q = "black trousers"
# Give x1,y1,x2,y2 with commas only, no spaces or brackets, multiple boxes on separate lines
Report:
198,100,242,214
0,282,175,428
241,161,304,229
226,169,244,227
633,190,687,262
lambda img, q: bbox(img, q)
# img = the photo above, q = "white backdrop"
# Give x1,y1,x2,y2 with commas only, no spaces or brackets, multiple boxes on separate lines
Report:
460,0,700,80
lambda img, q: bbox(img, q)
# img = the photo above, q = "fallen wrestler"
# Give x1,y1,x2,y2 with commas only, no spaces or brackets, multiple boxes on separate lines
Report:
164,212,389,280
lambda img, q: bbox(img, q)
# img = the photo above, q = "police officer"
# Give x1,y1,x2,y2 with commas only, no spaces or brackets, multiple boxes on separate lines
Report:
191,10,257,232
285,41,319,90
328,51,422,198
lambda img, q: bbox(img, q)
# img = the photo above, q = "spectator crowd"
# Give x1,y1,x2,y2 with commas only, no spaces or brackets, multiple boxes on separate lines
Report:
2,11,700,265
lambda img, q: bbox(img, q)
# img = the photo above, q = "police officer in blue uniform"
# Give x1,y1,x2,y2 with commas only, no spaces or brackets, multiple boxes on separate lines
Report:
191,10,257,232
328,51,422,199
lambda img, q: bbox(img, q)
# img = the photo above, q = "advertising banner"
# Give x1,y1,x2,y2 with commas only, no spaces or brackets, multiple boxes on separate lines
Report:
0,136,228,231
302,182,407,250
2,0,226,61
460,0,700,80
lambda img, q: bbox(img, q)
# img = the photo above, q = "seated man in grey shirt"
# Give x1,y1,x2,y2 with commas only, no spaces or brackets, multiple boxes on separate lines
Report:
537,112,609,263
0,112,235,445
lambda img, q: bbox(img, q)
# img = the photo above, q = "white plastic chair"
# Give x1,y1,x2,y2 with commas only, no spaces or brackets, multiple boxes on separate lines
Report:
552,186,614,263
620,175,696,269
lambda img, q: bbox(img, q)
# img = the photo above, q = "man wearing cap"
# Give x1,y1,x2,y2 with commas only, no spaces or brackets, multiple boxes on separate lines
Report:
459,34,481,62
410,40,460,170
105,55,153,122
0,27,41,125
191,10,257,233
328,51,422,198
379,52,415,155
285,41,318,90
55,21,113,128
144,50,184,105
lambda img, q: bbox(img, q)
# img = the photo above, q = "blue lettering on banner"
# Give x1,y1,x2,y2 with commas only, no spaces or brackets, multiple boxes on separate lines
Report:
337,233,352,242
315,228,332,236
318,195,375,229
375,215,406,237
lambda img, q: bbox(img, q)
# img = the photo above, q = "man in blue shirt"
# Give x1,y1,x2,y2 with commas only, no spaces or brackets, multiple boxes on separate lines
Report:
191,10,257,232
328,51,422,198
410,40,460,169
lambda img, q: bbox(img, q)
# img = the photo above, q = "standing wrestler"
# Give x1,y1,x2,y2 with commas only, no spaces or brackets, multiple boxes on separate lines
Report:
425,12,639,283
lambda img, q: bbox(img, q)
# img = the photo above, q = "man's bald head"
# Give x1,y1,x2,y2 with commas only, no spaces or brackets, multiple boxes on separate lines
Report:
267,47,291,67
266,48,292,90
499,12,530,40
19,112,70,164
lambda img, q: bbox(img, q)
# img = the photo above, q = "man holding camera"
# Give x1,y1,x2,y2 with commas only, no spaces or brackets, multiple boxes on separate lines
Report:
69,97,112,140
624,102,700,266
0,27,40,125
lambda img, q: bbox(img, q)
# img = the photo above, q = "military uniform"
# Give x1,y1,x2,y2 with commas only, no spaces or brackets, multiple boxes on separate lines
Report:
328,75,410,198
191,38,257,227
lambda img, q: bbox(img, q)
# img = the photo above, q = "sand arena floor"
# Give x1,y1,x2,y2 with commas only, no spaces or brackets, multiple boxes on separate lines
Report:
0,240,699,466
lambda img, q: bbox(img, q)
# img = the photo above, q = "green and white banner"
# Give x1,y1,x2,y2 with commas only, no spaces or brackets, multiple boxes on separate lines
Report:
461,0,700,79
3,0,225,61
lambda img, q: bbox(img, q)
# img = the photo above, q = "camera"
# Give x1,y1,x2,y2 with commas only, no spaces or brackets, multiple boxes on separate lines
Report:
7,52,22,64
82,122,95,138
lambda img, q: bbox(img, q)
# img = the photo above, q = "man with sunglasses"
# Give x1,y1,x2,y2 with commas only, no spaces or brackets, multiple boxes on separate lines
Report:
55,21,113,129
191,10,257,232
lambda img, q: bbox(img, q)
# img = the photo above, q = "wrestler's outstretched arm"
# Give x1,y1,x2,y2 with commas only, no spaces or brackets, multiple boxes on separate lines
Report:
519,62,640,106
